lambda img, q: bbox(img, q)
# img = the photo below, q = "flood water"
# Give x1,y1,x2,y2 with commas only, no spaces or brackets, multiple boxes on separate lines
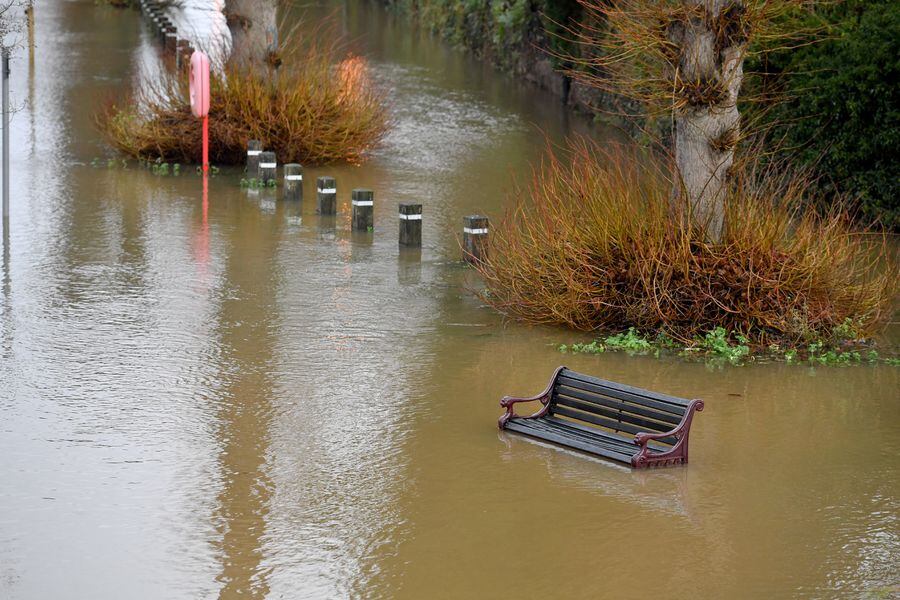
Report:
1,2,898,598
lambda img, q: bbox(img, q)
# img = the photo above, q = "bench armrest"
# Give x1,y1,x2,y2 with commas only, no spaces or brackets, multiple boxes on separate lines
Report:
633,399,704,445
632,399,704,467
500,392,548,408
498,366,565,429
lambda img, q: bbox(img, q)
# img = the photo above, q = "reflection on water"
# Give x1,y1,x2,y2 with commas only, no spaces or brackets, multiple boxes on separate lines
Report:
0,1,897,599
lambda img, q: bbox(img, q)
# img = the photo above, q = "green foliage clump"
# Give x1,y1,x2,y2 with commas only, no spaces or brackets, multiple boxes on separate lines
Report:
559,325,900,367
240,178,275,189
559,327,656,356
750,0,900,228
559,340,605,355
91,157,128,169
604,328,653,353
699,328,751,364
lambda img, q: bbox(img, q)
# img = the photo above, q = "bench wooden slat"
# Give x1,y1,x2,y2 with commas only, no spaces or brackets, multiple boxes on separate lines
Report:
551,403,645,436
553,394,672,437
556,381,682,425
536,415,669,452
557,375,687,417
551,404,679,446
551,396,678,444
523,415,634,448
559,370,689,414
505,419,635,462
555,385,680,429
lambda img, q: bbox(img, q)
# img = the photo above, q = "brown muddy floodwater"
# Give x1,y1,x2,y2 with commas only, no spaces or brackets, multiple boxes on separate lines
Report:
1,2,898,599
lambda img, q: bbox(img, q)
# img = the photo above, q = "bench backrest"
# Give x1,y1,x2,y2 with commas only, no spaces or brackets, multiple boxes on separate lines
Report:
548,368,689,446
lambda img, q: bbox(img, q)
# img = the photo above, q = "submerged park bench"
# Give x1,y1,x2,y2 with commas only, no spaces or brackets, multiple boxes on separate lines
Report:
499,367,704,468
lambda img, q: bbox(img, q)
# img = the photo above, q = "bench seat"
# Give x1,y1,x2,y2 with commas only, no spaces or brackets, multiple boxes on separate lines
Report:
499,367,704,468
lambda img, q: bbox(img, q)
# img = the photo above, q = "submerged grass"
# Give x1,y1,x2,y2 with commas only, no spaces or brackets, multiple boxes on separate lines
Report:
476,139,899,347
559,323,900,367
97,26,388,166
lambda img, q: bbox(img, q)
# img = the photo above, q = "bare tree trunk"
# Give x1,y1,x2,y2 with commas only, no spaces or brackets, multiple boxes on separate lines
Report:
671,0,745,242
226,0,277,69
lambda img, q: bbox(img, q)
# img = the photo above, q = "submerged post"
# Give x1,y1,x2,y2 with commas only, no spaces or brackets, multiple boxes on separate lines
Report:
176,39,191,68
2,47,8,223
399,203,422,247
462,215,489,264
258,151,276,185
351,189,374,231
283,163,303,201
316,176,336,215
246,140,262,175
164,27,178,54
157,17,171,41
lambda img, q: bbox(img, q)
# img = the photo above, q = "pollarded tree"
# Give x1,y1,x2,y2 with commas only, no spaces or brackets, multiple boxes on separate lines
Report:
569,0,805,241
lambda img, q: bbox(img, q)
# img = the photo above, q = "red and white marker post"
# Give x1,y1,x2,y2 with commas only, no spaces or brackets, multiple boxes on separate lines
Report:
189,51,211,173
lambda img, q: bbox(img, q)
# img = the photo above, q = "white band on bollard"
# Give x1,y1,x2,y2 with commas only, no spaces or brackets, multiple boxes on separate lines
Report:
399,214,422,220
352,200,373,206
285,175,303,181
318,188,337,194
463,227,488,234
259,162,276,168
247,150,262,156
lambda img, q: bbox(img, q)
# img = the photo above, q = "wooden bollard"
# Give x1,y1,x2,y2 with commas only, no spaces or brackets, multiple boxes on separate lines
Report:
176,39,191,68
316,176,336,215
463,215,489,264
351,189,374,231
399,203,422,246
157,17,170,39
164,27,178,53
258,151,276,185
246,140,262,176
283,163,303,202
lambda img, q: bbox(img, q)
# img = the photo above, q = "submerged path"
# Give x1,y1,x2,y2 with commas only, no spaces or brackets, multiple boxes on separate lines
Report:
0,2,898,599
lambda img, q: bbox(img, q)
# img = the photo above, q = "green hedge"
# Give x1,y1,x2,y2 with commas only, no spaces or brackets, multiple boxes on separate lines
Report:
750,1,899,229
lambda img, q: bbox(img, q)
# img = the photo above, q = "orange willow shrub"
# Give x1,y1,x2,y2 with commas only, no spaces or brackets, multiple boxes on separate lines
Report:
475,140,898,345
98,39,387,165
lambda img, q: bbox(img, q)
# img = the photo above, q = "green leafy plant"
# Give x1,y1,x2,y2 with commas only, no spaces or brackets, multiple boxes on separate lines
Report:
559,326,900,367
559,340,605,355
604,328,652,353
699,328,751,364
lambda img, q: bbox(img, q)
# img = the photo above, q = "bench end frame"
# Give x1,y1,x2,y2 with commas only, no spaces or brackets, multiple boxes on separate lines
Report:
498,366,565,429
631,399,705,469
